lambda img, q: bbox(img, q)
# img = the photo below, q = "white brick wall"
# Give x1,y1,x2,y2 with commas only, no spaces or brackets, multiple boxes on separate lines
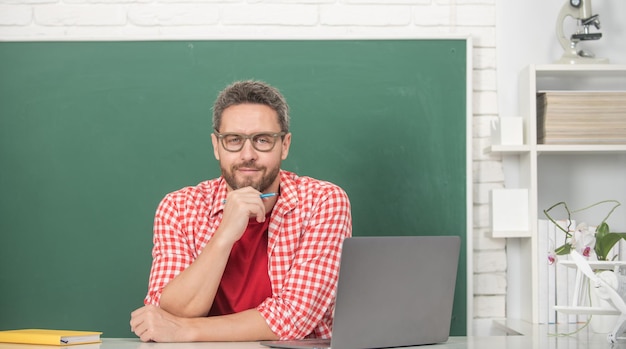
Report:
0,0,506,335
35,5,127,26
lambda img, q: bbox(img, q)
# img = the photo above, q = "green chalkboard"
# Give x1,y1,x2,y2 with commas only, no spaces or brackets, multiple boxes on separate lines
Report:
0,40,467,337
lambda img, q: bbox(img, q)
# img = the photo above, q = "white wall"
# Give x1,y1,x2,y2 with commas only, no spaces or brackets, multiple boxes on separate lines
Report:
497,0,626,117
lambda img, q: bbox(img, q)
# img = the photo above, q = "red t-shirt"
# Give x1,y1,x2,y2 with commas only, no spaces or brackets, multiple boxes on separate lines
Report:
209,214,272,315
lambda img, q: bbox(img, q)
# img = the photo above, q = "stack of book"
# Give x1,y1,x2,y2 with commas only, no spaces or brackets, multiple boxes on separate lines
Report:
536,91,626,144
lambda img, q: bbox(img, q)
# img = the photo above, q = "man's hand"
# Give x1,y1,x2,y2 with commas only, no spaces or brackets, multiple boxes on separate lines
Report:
130,305,191,342
218,187,269,245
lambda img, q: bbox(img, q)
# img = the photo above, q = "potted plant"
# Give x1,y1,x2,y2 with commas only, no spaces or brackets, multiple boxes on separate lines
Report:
544,199,626,333
544,200,626,262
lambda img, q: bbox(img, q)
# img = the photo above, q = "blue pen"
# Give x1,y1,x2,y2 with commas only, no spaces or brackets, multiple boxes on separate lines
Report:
259,192,279,199
222,192,278,204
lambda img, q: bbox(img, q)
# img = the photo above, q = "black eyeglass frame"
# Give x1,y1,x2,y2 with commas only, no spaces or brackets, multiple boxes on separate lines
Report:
214,131,287,152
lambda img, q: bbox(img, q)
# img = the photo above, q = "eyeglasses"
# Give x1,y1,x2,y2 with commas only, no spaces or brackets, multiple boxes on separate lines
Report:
214,131,286,152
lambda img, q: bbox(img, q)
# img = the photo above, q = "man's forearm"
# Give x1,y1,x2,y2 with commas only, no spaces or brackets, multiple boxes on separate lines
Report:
131,305,279,342
185,309,279,341
159,236,233,317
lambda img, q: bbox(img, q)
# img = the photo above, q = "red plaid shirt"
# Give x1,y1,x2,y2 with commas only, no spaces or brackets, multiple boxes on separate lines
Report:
144,170,352,339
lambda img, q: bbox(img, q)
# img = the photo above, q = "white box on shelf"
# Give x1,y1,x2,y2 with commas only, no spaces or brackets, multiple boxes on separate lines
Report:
491,188,530,238
491,117,523,146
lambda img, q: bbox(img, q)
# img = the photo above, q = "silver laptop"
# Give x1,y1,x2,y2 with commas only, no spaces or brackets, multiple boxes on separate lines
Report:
260,235,460,349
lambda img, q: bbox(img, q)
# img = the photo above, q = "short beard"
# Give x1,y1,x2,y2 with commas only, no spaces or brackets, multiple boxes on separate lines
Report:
221,160,280,192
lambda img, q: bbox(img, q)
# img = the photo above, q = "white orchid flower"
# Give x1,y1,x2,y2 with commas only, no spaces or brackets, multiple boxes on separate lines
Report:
572,223,595,257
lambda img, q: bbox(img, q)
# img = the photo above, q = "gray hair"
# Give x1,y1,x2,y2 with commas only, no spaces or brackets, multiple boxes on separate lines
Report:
212,80,290,133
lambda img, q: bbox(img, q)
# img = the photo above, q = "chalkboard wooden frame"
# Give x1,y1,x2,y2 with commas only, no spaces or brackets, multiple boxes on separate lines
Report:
0,38,471,337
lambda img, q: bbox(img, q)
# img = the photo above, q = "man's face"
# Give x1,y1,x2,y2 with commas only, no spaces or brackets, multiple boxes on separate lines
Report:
211,103,291,193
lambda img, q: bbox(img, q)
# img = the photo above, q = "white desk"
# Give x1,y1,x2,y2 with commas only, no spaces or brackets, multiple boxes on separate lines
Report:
2,334,626,349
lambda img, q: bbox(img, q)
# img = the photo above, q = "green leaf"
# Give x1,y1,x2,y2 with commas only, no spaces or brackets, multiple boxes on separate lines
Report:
596,222,610,240
555,243,572,255
595,232,626,261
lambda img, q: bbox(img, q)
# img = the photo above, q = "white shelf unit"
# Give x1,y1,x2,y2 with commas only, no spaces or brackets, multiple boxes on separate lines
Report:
491,64,626,324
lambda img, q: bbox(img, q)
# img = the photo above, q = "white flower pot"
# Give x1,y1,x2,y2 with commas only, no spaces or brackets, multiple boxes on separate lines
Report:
589,270,622,334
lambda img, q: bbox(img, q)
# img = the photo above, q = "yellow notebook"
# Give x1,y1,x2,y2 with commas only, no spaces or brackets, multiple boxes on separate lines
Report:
0,329,102,346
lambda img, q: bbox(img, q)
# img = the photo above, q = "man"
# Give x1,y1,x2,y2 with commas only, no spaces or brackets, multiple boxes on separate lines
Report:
130,80,352,342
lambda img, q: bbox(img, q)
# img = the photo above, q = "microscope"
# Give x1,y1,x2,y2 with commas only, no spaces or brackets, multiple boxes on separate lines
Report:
555,0,608,64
